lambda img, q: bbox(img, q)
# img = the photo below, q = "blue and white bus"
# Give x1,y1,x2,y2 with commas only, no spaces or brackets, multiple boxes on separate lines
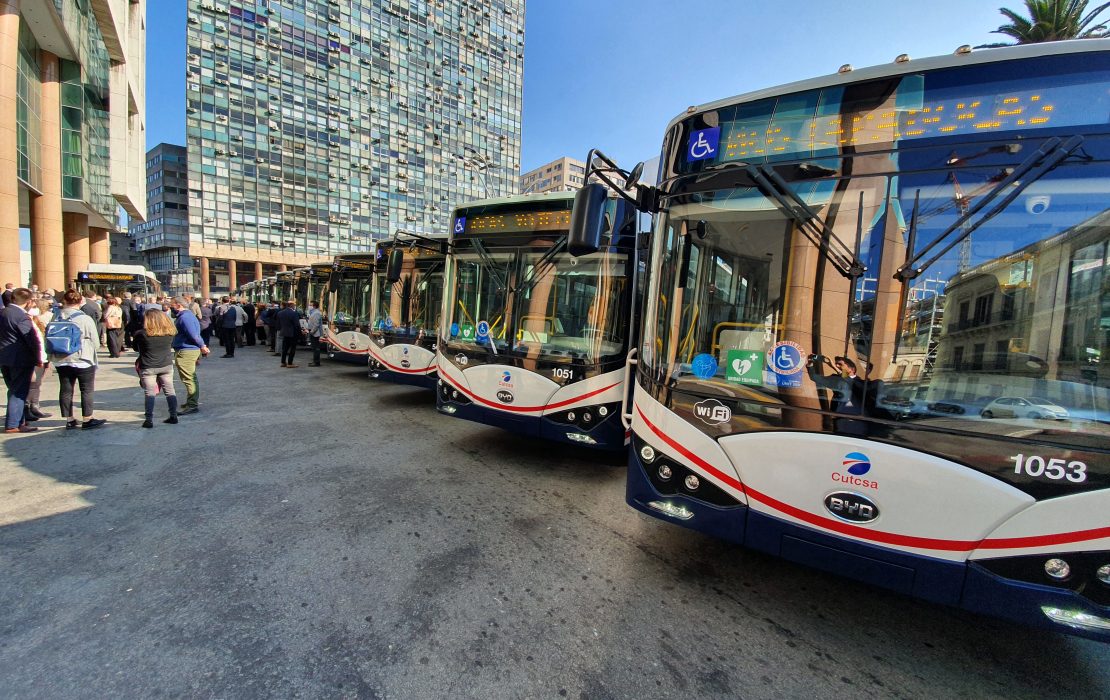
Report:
570,41,1110,640
437,191,641,449
323,252,376,364
367,235,448,388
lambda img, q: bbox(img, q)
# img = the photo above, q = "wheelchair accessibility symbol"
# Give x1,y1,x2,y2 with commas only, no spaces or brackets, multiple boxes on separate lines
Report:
768,341,804,375
454,217,467,235
687,127,720,162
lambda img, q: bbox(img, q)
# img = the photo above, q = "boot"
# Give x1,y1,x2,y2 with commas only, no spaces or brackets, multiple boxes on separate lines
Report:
143,396,156,428
164,395,179,424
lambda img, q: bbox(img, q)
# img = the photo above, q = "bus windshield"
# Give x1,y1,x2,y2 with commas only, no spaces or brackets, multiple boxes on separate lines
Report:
331,270,372,325
373,257,444,337
647,158,1110,445
448,237,630,362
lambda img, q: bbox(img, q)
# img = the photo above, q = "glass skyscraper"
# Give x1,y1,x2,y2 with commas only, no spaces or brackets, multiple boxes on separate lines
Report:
185,0,524,295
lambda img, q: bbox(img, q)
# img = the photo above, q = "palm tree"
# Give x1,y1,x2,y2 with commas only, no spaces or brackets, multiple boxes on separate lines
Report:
989,0,1110,44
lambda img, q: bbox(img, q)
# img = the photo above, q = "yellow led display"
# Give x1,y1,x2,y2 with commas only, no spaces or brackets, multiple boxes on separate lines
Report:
463,209,572,235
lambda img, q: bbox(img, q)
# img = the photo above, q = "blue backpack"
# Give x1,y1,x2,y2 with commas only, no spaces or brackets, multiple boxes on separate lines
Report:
45,312,85,356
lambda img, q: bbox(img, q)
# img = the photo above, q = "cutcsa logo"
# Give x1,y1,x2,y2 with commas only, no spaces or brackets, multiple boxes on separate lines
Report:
832,452,878,489
842,452,871,475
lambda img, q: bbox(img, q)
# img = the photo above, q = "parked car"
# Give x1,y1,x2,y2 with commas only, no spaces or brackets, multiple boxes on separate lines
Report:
980,396,1069,420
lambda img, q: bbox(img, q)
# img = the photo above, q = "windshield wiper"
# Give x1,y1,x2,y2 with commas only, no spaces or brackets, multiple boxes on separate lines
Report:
513,238,567,298
745,164,867,279
471,239,508,291
895,135,1083,282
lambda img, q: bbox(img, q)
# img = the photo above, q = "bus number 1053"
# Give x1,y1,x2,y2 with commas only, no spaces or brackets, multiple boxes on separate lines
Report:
1009,454,1087,483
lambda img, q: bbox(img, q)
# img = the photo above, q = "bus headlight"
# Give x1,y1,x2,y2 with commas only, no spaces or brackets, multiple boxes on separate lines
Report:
657,464,672,481
684,475,700,491
1044,558,1071,580
639,445,656,463
1097,564,1110,585
598,406,609,417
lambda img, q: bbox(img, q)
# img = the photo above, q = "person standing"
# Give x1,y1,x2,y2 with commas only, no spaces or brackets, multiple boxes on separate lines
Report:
1,282,14,307
255,302,267,346
242,301,257,346
120,293,135,349
199,298,214,347
26,299,54,420
277,300,304,368
0,288,43,433
170,296,209,415
233,298,247,348
265,302,280,354
104,297,125,358
132,309,180,428
305,300,324,367
81,291,103,347
51,290,105,430
220,298,243,358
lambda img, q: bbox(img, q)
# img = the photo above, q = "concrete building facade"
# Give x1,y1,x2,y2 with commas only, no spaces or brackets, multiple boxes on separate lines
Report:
129,142,194,294
3,0,146,291
519,156,586,194
185,0,525,298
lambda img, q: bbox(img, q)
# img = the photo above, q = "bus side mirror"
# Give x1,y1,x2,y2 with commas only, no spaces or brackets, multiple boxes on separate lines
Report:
568,183,608,257
386,248,404,282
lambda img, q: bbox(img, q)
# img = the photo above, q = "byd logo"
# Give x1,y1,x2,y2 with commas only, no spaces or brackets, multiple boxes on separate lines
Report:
496,390,514,404
824,492,880,523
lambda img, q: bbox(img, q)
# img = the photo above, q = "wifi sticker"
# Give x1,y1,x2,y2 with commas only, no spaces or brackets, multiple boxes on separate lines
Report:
726,349,763,385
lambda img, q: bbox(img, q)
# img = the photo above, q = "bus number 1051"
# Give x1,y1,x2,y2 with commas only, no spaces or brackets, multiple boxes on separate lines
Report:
1009,454,1087,483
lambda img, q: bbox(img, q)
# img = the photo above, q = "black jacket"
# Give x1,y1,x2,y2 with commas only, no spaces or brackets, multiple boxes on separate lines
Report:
277,308,303,338
81,300,102,323
0,305,41,367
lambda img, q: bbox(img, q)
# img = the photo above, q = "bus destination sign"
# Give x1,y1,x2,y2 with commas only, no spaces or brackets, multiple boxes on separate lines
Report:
460,209,572,236
77,272,143,283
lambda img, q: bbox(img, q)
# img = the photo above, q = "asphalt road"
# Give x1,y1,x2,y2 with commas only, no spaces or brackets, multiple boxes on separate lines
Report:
0,346,1107,699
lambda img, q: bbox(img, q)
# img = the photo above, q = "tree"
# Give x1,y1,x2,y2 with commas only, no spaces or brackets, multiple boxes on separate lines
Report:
989,0,1110,44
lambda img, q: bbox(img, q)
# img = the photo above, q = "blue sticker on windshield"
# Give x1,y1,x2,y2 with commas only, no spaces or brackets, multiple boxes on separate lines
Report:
476,320,490,340
769,341,804,375
454,217,467,235
384,317,394,330
450,322,459,338
691,353,718,379
687,127,720,162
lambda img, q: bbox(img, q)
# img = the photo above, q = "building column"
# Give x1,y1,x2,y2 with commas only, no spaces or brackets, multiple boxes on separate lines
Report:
89,227,110,264
30,50,64,291
254,261,263,281
227,259,237,293
0,0,22,286
199,256,210,299
63,212,89,288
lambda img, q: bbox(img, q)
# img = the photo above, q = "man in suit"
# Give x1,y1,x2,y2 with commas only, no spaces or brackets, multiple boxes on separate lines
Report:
81,291,103,348
277,300,304,368
0,288,43,433
1,283,14,307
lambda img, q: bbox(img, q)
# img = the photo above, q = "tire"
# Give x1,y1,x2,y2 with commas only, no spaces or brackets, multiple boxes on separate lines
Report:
981,410,994,419
1027,411,1044,420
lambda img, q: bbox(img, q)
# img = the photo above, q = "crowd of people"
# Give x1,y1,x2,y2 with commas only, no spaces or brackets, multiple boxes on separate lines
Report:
0,282,323,434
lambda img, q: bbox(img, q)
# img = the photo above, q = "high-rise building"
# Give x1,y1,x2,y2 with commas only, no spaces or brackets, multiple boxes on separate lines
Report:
130,143,194,293
185,0,524,297
110,227,143,265
520,156,586,194
2,0,147,290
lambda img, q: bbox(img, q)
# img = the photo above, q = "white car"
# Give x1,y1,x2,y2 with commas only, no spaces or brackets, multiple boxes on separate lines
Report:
980,396,1069,420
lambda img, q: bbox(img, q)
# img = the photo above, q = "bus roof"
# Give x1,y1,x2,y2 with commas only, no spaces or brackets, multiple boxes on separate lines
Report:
453,190,576,213
667,38,1110,131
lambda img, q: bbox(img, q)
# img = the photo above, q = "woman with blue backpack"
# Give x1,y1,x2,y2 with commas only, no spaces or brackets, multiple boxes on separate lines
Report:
45,290,105,430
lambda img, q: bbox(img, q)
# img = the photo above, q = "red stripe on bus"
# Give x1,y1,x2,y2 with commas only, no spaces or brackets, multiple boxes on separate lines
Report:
635,406,746,494
367,345,435,374
441,373,620,414
323,336,372,354
633,405,1110,553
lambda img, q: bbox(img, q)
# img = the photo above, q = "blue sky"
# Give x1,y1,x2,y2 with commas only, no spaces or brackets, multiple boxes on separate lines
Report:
146,1,1008,174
